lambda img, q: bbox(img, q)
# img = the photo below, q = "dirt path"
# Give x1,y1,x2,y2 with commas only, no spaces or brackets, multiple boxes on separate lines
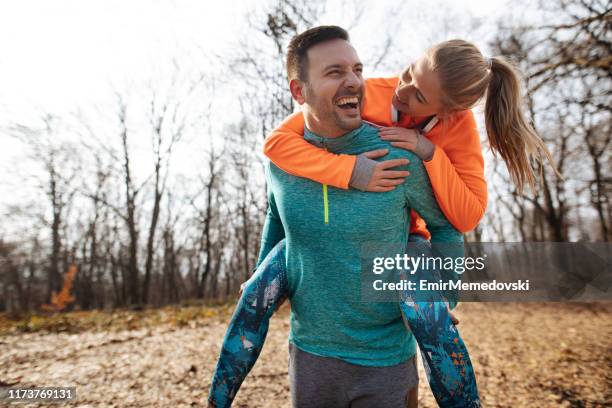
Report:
1,303,611,407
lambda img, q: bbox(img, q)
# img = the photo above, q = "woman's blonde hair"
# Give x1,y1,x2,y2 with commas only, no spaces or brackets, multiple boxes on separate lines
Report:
426,39,560,193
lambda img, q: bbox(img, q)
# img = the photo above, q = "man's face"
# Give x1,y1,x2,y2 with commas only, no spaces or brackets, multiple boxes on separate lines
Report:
392,55,443,118
298,39,364,135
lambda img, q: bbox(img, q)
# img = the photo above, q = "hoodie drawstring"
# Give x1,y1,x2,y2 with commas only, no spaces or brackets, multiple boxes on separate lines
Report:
323,184,329,224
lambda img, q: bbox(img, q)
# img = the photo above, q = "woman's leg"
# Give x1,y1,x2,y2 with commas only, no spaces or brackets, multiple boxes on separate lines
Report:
208,239,289,408
399,235,480,407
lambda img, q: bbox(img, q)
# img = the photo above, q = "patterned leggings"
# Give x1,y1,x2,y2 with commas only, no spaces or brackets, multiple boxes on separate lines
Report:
208,238,480,407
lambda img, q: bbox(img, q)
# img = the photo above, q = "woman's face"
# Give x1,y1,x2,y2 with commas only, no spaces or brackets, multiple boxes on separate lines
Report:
392,55,444,118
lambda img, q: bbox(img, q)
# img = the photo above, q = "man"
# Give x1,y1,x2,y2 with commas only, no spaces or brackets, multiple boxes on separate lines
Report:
257,26,464,407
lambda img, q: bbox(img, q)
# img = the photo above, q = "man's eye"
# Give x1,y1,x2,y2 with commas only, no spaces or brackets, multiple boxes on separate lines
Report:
329,70,341,76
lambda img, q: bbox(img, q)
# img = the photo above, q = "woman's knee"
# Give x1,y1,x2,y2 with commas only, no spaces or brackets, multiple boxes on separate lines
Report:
241,269,287,314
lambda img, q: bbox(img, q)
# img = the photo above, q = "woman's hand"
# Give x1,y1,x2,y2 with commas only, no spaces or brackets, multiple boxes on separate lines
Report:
379,127,435,161
380,127,419,150
359,149,410,192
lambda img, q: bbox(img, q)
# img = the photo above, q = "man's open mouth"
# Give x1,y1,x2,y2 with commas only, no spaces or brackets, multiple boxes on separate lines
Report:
335,96,360,111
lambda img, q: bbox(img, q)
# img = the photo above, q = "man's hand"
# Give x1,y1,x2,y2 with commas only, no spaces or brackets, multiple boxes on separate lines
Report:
361,149,410,192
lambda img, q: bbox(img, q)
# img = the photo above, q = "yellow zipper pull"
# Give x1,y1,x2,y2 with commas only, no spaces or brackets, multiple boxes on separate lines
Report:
323,184,329,224
321,140,330,225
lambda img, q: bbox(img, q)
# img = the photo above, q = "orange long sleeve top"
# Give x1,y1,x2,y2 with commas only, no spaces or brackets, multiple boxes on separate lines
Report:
263,77,488,238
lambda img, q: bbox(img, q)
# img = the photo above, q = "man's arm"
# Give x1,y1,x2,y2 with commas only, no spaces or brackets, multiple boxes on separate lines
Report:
255,169,286,268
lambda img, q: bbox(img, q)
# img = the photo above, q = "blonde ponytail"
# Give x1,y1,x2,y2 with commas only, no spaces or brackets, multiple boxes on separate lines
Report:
428,40,560,193
485,56,559,193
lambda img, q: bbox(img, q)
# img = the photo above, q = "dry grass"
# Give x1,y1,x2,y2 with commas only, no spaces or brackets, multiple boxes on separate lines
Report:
1,302,611,407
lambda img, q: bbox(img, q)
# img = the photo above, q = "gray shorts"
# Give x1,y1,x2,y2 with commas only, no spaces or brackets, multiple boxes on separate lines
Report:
288,343,418,408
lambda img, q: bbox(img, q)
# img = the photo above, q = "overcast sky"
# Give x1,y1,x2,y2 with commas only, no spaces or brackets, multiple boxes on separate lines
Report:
0,0,509,117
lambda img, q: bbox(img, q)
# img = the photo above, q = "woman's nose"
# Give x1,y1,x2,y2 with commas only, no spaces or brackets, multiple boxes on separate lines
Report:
397,81,412,97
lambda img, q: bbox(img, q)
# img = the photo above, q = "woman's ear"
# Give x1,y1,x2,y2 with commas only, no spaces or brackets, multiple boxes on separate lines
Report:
289,79,306,105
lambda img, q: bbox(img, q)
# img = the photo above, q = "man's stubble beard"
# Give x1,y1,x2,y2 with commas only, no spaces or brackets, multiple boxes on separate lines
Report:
304,83,362,133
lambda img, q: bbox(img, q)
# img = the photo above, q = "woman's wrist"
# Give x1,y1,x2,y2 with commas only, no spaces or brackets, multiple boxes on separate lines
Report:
349,154,377,191
414,131,435,161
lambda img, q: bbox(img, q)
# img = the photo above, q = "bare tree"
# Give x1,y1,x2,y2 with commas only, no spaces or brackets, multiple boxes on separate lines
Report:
10,115,81,302
141,78,190,304
489,0,611,241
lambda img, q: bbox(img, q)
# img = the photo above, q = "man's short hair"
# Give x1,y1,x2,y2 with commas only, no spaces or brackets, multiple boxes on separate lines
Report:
286,25,349,83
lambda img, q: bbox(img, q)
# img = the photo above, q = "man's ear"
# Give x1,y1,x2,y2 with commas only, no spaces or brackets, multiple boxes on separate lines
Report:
289,79,306,105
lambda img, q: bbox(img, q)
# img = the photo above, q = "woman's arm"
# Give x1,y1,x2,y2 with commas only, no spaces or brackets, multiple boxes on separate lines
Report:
264,113,409,192
264,88,487,232
263,111,357,189
378,114,487,233
264,78,412,191
422,111,488,233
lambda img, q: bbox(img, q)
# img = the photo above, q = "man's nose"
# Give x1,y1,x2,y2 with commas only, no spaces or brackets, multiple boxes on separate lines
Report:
344,71,361,89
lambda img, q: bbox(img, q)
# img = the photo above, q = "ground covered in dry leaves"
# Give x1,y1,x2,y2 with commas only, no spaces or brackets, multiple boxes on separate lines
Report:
1,302,611,407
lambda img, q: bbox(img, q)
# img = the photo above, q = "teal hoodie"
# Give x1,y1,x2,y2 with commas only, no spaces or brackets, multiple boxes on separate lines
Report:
258,122,462,366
